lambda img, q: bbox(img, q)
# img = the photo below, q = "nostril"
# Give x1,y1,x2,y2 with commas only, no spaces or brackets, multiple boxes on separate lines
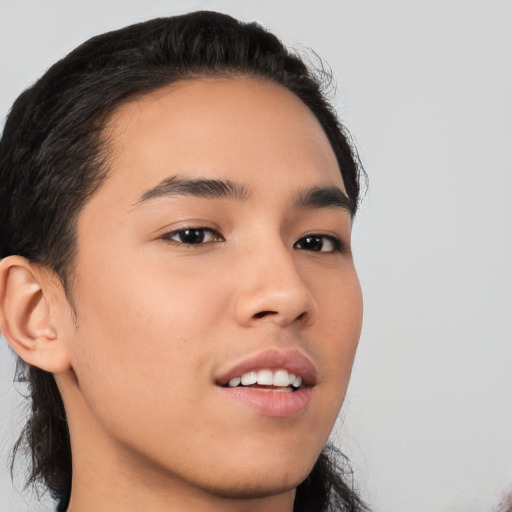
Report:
253,310,277,319
253,310,307,321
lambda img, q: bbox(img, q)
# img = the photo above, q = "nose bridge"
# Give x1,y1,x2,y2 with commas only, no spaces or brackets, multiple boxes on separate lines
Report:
233,232,318,327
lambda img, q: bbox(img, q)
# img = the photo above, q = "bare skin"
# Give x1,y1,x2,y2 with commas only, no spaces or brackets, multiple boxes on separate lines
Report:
0,78,362,511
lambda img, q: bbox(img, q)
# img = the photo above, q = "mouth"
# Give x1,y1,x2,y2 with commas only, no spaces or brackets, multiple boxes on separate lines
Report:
220,368,304,392
215,349,316,417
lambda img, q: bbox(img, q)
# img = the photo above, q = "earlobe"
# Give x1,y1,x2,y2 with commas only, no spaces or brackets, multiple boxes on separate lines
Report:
0,256,71,373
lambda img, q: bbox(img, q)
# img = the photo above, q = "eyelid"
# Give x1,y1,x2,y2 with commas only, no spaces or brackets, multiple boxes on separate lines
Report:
293,232,346,253
160,226,225,246
154,218,221,238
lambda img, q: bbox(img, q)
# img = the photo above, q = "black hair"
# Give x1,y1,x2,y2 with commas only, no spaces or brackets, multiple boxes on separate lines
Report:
0,11,368,511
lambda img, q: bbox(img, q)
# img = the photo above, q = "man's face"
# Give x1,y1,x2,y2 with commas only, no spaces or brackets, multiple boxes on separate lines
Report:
62,78,363,498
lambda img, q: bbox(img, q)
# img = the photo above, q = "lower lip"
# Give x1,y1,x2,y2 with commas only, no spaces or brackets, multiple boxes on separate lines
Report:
219,387,313,417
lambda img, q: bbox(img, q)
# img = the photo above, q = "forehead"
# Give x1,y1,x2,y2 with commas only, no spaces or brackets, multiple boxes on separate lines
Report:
100,77,343,197
109,78,340,178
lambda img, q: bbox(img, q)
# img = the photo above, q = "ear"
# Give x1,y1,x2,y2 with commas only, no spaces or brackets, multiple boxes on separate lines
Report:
0,256,71,373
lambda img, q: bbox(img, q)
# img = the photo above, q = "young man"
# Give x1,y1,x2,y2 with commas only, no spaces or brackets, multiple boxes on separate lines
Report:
0,11,368,512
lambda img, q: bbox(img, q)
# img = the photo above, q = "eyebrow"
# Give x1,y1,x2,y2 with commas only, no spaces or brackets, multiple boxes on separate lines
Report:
136,175,353,214
137,176,248,203
293,186,353,213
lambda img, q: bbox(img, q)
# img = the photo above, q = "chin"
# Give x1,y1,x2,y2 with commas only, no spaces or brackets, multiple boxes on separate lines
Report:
199,456,315,500
205,476,301,501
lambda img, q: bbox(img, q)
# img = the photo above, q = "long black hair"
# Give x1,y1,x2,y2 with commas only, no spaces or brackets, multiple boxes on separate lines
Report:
0,11,368,511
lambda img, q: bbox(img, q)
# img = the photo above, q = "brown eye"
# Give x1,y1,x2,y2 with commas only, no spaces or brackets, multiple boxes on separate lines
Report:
293,235,341,253
162,228,223,245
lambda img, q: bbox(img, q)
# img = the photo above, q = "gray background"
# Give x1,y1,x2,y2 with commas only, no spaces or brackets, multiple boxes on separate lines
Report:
1,1,511,511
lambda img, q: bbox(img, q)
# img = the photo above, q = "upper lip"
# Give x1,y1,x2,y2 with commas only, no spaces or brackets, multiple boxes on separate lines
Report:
215,348,317,387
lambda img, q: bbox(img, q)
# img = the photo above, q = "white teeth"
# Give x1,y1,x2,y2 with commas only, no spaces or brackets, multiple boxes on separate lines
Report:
227,369,303,389
241,371,257,386
273,370,290,387
256,369,274,385
228,377,241,388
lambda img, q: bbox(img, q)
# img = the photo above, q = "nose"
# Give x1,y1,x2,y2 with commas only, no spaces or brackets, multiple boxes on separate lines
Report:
233,241,319,328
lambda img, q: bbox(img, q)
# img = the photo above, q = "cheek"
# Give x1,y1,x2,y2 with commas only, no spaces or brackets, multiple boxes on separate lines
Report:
75,249,228,347
69,256,228,427
313,267,363,389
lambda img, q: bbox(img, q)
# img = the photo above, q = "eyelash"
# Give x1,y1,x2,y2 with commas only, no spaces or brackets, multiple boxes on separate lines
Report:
160,228,224,246
293,234,344,253
161,227,344,253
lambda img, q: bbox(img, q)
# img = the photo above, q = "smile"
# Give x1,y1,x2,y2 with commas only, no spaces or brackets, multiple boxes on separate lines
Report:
225,369,303,391
216,349,315,417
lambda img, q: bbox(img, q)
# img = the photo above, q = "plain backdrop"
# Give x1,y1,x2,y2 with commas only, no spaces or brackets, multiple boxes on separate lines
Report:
1,1,511,511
